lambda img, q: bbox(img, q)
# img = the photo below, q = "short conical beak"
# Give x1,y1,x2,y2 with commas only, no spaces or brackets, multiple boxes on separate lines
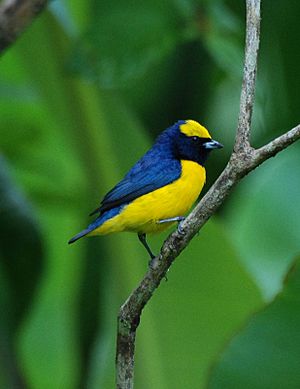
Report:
203,139,223,150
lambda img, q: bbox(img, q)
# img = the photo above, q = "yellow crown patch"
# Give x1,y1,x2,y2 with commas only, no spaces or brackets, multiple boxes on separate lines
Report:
180,120,211,139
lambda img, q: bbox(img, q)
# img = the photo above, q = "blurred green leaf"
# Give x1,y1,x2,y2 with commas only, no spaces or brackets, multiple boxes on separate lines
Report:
81,92,165,388
69,1,186,88
260,1,300,131
6,12,89,389
0,156,42,389
224,145,300,300
205,33,242,77
208,256,300,389
134,220,262,389
0,155,43,328
203,2,243,77
17,208,84,389
0,0,300,387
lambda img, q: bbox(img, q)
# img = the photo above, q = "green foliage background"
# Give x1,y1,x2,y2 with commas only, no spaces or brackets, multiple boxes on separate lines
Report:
1,1,300,388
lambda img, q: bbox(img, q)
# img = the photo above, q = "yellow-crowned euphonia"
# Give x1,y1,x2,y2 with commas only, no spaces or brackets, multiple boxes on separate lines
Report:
69,120,223,258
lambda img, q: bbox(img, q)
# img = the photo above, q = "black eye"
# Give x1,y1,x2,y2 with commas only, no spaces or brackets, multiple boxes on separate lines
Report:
192,136,198,141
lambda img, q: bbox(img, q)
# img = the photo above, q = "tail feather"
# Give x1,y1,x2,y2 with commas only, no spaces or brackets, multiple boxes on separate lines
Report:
68,228,92,244
68,206,123,244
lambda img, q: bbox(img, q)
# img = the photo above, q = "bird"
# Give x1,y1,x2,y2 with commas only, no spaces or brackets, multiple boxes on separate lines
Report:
68,119,223,259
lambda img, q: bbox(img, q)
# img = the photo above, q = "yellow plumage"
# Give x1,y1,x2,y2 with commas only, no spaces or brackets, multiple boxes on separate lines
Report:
69,119,223,258
180,120,211,138
89,160,206,235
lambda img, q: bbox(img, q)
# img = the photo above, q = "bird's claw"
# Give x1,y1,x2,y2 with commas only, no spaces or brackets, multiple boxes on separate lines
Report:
177,218,186,235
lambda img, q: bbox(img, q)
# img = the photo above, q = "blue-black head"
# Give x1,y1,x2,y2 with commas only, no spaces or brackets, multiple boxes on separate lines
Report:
160,119,223,166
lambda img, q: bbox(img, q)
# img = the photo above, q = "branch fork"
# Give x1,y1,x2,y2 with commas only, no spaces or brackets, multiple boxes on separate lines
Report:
115,1,300,388
0,1,299,388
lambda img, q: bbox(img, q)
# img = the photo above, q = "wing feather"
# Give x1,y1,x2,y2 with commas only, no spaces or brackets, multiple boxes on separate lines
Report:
90,156,181,216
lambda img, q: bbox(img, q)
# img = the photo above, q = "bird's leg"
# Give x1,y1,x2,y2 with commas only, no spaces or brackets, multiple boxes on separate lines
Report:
157,216,186,235
138,232,156,260
156,216,185,224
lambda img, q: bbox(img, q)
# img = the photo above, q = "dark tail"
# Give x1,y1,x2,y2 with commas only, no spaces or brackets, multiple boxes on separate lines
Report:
68,228,92,244
68,211,113,244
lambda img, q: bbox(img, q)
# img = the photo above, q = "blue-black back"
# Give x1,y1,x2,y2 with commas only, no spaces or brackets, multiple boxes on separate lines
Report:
90,122,184,215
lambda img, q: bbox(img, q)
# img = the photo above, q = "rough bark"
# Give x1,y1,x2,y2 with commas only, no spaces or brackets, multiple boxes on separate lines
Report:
115,1,300,388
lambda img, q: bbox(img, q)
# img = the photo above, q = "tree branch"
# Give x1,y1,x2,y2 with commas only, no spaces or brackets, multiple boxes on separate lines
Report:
116,1,300,388
0,0,48,54
253,124,300,164
234,0,261,154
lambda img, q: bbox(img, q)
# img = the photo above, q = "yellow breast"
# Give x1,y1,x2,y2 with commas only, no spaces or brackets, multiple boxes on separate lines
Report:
92,160,206,235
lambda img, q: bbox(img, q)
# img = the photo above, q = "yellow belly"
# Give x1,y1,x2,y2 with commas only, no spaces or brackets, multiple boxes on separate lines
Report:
91,160,206,235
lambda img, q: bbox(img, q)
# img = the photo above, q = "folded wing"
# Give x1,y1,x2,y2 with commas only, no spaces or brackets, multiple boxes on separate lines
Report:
90,157,181,215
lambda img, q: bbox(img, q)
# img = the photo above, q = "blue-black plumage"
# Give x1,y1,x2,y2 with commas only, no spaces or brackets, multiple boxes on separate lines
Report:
68,120,223,258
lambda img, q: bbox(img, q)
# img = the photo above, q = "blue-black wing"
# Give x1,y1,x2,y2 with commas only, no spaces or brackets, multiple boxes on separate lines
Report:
90,154,181,215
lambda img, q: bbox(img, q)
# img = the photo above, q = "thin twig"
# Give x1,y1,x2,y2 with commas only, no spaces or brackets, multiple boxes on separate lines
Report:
0,0,48,54
234,0,261,153
115,1,300,388
253,124,300,164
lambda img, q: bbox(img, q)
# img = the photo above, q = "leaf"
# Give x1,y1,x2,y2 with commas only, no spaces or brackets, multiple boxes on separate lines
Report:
203,2,243,77
82,93,164,388
9,13,89,389
208,256,300,389
134,220,262,388
224,146,300,300
0,156,43,328
69,1,184,88
0,156,43,388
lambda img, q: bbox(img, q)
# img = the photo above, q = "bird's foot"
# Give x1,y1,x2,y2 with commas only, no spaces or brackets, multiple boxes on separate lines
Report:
177,219,186,235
